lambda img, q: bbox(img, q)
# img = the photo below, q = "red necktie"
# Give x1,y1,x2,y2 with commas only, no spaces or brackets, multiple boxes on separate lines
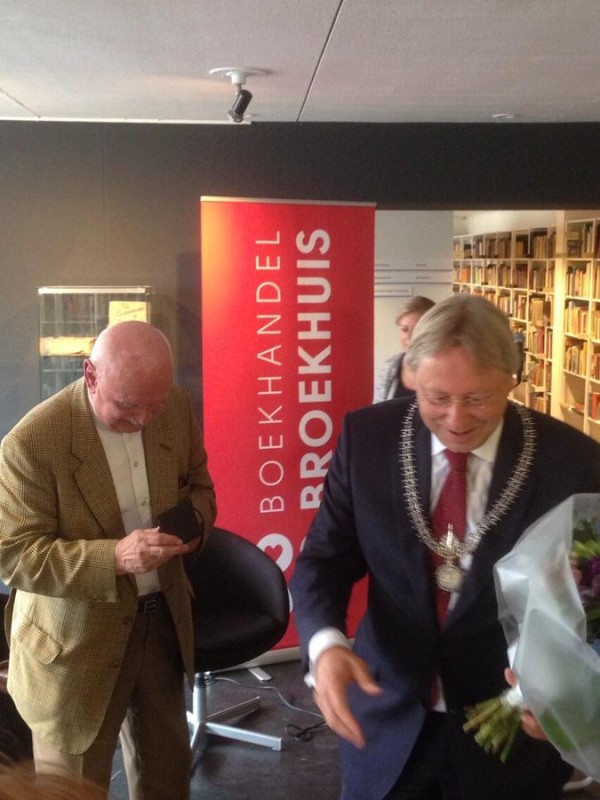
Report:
431,449,469,623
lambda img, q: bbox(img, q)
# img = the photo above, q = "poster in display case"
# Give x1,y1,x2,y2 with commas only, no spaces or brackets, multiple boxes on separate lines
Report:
38,285,152,399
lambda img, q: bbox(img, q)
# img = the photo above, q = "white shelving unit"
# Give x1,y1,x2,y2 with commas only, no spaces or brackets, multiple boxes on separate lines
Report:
452,225,555,414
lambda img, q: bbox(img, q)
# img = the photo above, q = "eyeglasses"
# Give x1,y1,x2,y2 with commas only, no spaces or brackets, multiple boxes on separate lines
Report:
419,390,505,410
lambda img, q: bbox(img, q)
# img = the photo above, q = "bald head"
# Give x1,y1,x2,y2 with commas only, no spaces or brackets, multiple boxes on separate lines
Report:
85,321,174,432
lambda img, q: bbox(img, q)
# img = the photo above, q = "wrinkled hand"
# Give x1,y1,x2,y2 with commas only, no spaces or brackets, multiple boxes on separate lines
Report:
504,668,547,741
115,526,191,575
313,646,383,749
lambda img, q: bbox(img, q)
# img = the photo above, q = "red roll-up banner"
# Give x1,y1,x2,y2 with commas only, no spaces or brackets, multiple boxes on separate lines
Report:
201,197,375,649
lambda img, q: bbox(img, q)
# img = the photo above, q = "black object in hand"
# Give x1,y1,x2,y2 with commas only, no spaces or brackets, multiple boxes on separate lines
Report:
157,498,204,544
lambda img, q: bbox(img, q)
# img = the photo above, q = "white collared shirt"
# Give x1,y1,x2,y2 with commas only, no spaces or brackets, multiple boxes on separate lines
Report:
90,395,160,596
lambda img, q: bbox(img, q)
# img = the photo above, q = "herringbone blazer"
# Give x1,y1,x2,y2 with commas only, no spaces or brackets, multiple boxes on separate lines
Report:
0,378,216,753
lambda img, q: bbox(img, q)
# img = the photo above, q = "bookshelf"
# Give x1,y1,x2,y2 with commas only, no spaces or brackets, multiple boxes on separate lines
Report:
556,214,600,442
38,286,153,400
453,226,555,414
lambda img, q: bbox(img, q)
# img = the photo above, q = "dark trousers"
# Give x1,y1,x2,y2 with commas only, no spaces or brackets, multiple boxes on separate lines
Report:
383,712,571,800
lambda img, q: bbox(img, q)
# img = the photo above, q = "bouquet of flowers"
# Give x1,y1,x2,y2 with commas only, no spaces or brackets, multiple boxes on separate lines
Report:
571,517,600,651
463,493,600,780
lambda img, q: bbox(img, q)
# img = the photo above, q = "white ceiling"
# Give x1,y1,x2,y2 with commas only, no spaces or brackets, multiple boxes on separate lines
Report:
2,0,600,125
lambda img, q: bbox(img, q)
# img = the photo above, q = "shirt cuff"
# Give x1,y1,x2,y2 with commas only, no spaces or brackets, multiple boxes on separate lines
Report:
305,627,352,688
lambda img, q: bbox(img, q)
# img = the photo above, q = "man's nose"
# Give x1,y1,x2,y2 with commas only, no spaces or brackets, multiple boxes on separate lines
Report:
135,407,157,427
443,400,472,425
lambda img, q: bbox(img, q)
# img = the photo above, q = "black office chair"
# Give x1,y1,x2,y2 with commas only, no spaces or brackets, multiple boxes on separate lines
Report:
185,527,290,762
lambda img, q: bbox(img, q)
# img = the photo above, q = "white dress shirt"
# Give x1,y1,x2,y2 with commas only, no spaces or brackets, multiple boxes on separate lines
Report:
91,403,160,596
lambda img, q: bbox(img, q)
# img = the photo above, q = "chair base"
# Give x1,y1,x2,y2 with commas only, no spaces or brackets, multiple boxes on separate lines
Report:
188,673,283,770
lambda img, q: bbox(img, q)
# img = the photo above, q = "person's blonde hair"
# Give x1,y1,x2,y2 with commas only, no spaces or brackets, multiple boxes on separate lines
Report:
0,762,104,800
405,293,520,376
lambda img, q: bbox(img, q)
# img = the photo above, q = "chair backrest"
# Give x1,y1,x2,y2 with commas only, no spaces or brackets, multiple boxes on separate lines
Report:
185,527,290,671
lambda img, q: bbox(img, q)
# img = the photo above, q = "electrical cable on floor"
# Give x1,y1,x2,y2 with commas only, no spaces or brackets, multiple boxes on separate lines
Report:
212,675,328,742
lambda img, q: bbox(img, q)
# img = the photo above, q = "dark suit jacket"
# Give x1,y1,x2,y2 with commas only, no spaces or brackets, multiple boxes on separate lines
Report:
291,399,600,800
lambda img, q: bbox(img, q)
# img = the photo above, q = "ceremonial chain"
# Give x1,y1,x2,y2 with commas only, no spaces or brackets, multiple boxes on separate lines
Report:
399,402,537,572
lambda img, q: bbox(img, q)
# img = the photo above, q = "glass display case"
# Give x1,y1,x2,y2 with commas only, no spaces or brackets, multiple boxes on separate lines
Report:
38,285,153,399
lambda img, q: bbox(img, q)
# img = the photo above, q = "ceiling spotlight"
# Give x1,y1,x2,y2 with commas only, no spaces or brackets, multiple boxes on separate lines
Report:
228,87,253,124
209,67,268,124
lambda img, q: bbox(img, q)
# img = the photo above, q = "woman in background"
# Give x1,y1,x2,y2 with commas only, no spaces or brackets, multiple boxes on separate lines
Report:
373,295,435,402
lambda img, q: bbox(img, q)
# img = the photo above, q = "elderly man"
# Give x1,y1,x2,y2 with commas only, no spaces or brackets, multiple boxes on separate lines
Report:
0,321,216,799
291,294,600,800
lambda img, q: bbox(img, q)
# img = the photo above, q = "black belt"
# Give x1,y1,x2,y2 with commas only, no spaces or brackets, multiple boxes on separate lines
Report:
137,592,163,614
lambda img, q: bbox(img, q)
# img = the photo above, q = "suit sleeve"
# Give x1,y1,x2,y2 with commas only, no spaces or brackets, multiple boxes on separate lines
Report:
291,413,368,655
185,394,217,542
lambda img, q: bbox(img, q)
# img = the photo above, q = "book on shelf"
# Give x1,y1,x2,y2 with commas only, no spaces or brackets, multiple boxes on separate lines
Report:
529,297,546,326
566,229,582,257
565,300,588,336
564,340,589,375
589,392,600,421
590,352,600,380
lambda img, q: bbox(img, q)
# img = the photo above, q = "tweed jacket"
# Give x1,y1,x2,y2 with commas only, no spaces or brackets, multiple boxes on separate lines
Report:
291,398,600,800
0,378,216,753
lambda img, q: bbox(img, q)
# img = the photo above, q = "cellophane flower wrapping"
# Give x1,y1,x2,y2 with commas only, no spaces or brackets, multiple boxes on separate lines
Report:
493,493,600,780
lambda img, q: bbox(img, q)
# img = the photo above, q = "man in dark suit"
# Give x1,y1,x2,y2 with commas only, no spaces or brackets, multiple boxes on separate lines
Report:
291,294,600,800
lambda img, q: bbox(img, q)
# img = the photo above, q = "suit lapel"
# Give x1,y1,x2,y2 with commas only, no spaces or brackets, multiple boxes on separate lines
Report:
70,380,125,538
143,409,180,520
393,407,438,625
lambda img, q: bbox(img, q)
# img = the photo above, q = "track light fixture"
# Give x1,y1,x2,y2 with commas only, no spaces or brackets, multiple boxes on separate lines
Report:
209,67,267,124
228,87,253,124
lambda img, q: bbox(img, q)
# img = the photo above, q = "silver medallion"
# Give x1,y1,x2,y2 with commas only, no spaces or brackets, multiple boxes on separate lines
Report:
436,562,464,592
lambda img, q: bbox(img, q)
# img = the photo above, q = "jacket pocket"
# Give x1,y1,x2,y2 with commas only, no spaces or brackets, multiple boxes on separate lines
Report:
12,613,62,665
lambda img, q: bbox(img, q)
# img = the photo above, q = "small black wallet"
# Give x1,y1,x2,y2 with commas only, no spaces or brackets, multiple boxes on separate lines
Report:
157,498,204,544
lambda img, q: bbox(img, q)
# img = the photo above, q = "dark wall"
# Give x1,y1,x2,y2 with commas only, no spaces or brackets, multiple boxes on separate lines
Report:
1,120,599,435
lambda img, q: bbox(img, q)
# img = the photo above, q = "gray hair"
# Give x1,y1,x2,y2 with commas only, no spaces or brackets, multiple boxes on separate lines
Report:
404,293,520,375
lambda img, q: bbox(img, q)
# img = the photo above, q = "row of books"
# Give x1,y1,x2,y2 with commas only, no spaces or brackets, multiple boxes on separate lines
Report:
566,223,598,258
590,353,600,381
565,346,600,380
564,341,589,375
564,263,600,299
454,229,557,261
469,264,513,284
565,265,590,297
564,303,600,338
529,297,552,326
528,360,551,389
589,391,600,420
564,301,589,336
529,264,555,291
528,327,552,355
531,230,556,259
454,234,513,260
593,264,600,297
528,393,549,413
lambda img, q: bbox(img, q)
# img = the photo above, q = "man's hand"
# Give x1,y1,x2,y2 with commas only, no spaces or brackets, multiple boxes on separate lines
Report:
115,526,191,575
504,668,547,741
313,646,383,749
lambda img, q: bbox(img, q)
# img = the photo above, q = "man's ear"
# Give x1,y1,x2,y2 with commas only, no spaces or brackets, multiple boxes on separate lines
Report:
83,359,97,391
